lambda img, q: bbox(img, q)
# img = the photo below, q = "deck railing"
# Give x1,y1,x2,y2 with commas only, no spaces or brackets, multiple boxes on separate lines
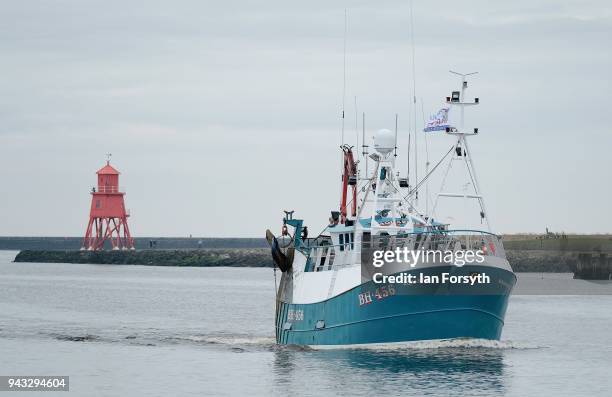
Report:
303,230,506,273
92,186,123,193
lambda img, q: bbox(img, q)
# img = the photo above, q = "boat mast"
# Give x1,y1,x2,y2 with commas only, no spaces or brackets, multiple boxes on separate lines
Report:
409,0,418,207
394,114,398,166
421,99,430,216
340,9,347,147
338,9,349,216
438,71,492,232
362,112,368,180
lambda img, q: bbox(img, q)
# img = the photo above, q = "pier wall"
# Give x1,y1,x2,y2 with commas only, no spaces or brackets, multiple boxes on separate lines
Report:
0,237,267,251
14,249,272,267
7,235,612,275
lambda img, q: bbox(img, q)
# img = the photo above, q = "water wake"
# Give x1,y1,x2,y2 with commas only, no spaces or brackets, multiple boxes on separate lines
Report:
39,330,540,353
163,334,276,349
312,338,542,351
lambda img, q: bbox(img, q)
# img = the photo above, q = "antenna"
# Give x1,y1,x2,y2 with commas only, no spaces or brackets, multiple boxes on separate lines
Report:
407,131,411,190
394,114,398,162
362,112,368,179
449,70,479,77
421,99,430,215
409,0,418,205
106,153,112,164
354,96,359,154
338,9,348,203
354,96,359,199
340,9,347,146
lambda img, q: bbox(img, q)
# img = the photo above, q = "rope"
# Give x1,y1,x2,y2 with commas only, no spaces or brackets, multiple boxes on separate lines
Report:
273,265,278,300
403,145,455,201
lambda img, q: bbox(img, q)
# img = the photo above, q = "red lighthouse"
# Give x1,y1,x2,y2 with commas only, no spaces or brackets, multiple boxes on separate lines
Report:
81,159,134,250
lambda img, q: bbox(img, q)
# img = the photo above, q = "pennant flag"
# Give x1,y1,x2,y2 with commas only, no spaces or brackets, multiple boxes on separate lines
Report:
423,107,450,132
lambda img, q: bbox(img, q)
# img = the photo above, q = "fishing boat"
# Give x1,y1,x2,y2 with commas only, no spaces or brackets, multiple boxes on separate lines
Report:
266,73,516,346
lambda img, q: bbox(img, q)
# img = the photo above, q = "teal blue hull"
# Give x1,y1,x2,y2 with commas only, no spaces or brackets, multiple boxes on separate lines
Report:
276,265,515,345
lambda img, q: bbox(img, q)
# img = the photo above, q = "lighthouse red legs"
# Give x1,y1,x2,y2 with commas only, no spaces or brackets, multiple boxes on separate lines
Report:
81,161,134,251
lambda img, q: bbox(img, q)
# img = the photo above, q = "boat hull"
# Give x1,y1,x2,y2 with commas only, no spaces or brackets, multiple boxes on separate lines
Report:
276,265,515,346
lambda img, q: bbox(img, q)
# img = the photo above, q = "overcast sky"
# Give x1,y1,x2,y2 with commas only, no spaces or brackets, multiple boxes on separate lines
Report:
0,0,610,237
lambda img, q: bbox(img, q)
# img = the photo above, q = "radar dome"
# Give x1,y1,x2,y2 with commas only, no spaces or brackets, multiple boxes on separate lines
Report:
373,129,395,155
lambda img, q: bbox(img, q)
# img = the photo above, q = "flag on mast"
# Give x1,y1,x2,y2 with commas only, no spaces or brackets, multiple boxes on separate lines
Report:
423,107,450,132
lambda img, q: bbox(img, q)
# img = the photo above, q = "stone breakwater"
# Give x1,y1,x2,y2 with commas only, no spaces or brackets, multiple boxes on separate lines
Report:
10,248,588,273
14,249,273,267
505,250,577,272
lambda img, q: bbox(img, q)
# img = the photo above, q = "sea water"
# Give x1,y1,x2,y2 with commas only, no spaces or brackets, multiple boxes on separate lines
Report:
1,250,611,396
